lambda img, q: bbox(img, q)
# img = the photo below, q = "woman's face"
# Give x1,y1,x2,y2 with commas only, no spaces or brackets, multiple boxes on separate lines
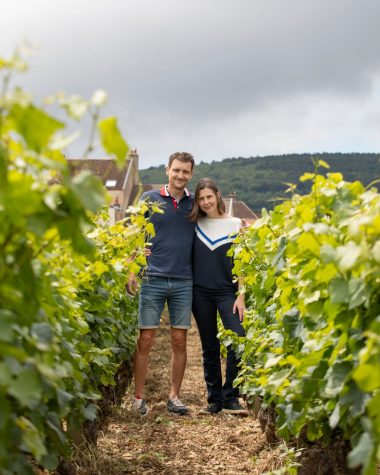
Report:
197,187,219,216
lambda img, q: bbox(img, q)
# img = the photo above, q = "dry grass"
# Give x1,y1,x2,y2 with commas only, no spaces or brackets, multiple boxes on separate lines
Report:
72,315,288,474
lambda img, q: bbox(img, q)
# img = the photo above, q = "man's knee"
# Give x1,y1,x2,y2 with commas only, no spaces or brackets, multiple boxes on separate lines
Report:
171,329,187,352
137,329,156,354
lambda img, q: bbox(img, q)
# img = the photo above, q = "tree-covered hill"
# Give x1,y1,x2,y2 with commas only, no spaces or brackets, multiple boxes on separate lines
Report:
139,153,380,212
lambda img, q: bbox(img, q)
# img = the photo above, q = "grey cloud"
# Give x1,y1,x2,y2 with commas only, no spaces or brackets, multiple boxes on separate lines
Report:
2,0,380,166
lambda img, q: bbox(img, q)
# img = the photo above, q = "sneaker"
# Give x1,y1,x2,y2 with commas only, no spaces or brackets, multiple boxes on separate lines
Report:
199,403,222,415
167,396,188,415
132,397,149,415
222,400,248,416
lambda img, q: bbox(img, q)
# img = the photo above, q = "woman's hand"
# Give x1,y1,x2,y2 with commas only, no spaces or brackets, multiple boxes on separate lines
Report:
233,293,245,322
144,247,152,257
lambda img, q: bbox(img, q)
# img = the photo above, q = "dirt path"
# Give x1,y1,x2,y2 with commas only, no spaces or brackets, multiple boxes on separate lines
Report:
76,316,284,474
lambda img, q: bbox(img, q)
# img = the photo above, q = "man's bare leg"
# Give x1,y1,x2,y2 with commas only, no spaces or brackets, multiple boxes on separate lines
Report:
133,328,157,398
169,328,187,398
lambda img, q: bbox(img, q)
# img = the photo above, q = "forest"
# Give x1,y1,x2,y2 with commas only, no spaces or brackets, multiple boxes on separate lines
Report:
140,153,380,213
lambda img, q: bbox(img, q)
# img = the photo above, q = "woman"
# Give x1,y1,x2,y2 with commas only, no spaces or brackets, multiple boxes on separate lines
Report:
190,178,248,415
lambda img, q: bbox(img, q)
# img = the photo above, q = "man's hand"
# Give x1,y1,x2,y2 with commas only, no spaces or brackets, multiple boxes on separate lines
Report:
233,293,245,322
126,273,139,295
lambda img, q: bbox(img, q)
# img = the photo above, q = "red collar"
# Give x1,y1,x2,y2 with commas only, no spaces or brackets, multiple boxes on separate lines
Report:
160,185,190,198
160,185,190,209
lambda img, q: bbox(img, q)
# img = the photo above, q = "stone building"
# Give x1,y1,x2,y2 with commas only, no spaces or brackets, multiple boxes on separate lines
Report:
67,150,140,222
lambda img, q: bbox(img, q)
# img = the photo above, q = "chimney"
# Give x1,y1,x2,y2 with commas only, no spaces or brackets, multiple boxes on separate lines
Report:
128,149,139,185
228,191,237,216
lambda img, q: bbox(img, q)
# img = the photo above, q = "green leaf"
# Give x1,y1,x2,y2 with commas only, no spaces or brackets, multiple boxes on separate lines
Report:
323,361,352,397
317,159,330,169
348,278,369,309
300,172,315,182
347,432,374,471
267,369,290,389
0,342,28,360
336,242,362,272
340,383,368,417
265,355,283,368
320,245,337,263
17,417,47,461
0,362,13,386
31,323,54,350
83,403,98,421
306,419,325,440
45,415,70,454
70,171,106,213
329,402,340,429
297,232,320,255
10,104,64,152
353,361,380,392
0,142,8,189
329,278,348,304
56,388,74,410
8,370,42,408
98,116,129,167
40,451,60,471
0,310,15,342
282,309,302,338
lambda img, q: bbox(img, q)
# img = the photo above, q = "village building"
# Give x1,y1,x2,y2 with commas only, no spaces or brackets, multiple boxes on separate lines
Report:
67,150,140,209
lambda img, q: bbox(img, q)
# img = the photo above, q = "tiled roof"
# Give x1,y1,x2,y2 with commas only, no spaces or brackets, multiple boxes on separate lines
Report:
67,158,128,190
224,198,259,221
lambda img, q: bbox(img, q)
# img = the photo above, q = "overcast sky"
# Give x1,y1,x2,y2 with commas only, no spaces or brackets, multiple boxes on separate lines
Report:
2,0,380,168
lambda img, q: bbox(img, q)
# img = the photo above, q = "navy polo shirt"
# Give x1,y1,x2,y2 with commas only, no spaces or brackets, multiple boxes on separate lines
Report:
140,186,195,279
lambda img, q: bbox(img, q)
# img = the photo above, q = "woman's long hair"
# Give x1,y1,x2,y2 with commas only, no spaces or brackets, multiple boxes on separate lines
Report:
190,178,226,222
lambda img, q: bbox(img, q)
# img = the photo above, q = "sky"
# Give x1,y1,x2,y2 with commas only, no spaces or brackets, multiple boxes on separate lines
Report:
2,0,380,168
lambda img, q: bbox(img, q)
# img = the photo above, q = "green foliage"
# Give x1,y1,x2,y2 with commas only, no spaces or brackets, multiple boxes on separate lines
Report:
260,444,302,475
229,161,380,474
0,49,149,472
139,153,380,212
98,116,129,167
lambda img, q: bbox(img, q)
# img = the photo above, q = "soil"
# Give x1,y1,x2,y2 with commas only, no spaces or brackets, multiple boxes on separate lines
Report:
72,315,287,474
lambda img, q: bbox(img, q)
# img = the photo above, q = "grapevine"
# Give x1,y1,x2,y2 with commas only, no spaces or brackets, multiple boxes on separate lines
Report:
227,159,380,474
0,49,151,472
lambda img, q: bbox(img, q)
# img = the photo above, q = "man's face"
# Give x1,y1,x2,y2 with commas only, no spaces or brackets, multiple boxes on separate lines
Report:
166,159,193,191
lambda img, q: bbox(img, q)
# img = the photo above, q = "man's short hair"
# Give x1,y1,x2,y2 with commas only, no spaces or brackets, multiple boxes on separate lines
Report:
168,152,195,170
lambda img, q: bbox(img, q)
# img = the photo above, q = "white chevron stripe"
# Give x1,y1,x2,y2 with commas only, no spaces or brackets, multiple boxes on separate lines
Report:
195,217,241,251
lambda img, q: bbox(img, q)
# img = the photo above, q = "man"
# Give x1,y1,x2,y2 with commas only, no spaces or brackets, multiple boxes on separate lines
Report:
128,152,195,415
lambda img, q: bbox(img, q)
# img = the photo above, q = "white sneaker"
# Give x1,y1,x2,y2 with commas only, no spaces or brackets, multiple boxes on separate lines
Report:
167,396,188,415
132,397,148,415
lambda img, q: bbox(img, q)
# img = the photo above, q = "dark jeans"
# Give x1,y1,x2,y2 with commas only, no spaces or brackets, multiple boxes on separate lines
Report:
192,285,245,407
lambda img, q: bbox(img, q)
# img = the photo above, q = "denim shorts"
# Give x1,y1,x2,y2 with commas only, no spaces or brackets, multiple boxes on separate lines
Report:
138,276,193,329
